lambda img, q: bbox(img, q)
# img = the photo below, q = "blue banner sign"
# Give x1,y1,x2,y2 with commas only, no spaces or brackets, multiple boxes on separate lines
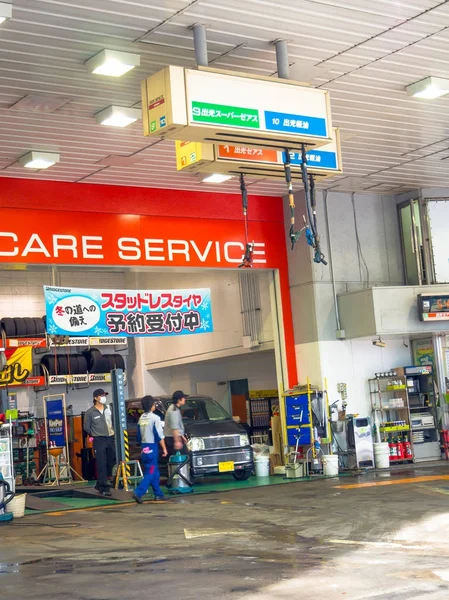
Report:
282,150,338,171
264,111,327,137
46,396,66,448
44,286,214,337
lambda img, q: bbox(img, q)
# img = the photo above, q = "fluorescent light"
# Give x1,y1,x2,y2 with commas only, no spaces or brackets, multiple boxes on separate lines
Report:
18,151,60,169
406,76,449,99
85,49,140,77
95,105,141,127
0,3,12,25
201,173,233,183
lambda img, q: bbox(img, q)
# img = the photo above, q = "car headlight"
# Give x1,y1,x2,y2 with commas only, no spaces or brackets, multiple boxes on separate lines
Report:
187,437,205,451
239,434,249,447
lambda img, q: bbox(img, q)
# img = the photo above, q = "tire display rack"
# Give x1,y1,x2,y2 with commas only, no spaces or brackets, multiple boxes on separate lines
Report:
1,316,127,391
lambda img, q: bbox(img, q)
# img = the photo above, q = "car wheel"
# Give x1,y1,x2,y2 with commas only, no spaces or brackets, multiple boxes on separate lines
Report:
232,469,252,481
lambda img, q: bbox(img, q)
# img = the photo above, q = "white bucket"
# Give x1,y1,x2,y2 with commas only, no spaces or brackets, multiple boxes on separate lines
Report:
374,442,390,469
254,456,270,477
6,493,27,518
322,454,339,477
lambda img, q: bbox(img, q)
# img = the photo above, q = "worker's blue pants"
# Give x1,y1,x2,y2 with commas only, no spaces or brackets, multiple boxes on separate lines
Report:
134,443,163,498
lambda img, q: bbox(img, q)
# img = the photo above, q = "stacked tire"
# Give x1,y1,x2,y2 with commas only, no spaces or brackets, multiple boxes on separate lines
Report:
1,317,46,338
83,349,125,373
41,353,89,375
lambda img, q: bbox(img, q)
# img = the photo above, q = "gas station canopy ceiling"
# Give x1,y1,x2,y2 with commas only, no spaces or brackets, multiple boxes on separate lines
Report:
1,0,449,195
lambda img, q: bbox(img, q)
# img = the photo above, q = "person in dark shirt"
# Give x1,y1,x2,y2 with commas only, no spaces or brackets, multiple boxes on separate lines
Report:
83,388,115,497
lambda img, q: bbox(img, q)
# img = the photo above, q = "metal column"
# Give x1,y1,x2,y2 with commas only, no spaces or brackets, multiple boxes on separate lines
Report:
192,24,208,67
275,40,290,79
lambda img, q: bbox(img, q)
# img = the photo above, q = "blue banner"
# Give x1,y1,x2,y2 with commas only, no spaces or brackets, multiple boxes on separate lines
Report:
282,150,338,171
264,111,327,137
46,397,66,448
44,286,214,337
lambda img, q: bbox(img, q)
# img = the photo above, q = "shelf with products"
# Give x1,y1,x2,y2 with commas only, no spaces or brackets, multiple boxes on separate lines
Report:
396,366,440,463
248,391,278,432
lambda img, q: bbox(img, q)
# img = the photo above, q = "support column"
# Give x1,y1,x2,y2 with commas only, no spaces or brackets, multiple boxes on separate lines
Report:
275,39,290,79
192,24,208,67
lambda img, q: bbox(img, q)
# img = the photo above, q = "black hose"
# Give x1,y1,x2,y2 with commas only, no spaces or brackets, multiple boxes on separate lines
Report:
0,479,15,510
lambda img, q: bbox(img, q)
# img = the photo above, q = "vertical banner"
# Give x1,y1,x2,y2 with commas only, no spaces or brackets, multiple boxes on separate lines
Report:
45,395,66,447
112,368,127,465
44,286,213,337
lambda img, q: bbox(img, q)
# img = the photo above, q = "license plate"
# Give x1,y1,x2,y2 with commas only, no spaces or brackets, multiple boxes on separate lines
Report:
218,461,235,473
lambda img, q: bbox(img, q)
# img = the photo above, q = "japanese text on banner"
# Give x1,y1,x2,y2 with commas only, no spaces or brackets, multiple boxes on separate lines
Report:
44,286,213,338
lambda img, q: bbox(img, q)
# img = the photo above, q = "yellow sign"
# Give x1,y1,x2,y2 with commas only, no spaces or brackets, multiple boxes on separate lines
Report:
175,140,213,171
0,347,33,386
218,461,235,473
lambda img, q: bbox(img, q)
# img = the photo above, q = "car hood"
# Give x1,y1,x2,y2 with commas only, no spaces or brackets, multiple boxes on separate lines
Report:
184,419,246,437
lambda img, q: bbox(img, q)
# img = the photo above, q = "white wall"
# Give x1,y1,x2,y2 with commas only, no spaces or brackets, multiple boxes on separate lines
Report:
125,270,274,371
285,190,408,416
168,350,278,395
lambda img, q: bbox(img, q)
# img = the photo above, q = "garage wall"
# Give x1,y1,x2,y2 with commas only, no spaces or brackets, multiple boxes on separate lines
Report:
0,268,127,416
167,350,278,395
286,190,408,416
126,270,274,371
2,267,277,415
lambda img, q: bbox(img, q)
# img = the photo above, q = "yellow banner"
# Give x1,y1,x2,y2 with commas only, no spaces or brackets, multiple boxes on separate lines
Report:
0,347,32,386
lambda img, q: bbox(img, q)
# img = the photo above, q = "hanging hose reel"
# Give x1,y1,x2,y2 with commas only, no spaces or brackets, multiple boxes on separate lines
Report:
238,173,254,268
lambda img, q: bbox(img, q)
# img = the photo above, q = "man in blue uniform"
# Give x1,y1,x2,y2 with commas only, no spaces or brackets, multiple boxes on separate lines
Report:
133,395,167,503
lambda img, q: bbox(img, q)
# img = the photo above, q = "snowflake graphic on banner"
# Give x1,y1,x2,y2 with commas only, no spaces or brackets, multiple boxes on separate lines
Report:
47,323,58,334
94,326,109,336
45,291,59,305
201,299,210,311
199,319,210,331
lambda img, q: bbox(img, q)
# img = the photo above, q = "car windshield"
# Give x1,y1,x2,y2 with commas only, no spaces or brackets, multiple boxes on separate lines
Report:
180,398,232,422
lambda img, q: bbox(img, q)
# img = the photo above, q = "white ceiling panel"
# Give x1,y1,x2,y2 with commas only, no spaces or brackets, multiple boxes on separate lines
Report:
1,0,449,194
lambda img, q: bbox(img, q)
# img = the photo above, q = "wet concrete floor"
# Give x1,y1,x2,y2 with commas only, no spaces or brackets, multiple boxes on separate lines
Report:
2,465,449,599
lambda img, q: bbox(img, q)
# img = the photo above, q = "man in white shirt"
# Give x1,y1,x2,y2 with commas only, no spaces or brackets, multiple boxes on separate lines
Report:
164,390,187,456
133,395,168,503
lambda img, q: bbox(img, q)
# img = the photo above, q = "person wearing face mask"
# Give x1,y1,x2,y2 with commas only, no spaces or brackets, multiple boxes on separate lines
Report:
83,389,115,497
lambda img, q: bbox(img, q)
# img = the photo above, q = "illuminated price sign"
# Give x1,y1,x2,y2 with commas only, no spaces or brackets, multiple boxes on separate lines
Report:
418,293,449,321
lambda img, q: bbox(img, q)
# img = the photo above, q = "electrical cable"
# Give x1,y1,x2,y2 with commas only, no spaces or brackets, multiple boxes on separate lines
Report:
351,192,370,287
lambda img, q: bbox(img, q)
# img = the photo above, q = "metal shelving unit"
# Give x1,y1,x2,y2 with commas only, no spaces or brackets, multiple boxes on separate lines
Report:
369,373,413,464
397,365,440,463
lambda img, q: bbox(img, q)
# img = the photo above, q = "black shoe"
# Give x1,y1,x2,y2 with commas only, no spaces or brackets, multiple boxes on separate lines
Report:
154,495,167,501
105,481,113,488
99,490,112,497
133,493,144,504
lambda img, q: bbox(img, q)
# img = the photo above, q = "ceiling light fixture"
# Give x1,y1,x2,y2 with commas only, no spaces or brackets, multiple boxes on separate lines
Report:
0,2,12,25
95,105,142,127
406,76,449,100
18,151,60,169
85,49,140,77
200,173,233,183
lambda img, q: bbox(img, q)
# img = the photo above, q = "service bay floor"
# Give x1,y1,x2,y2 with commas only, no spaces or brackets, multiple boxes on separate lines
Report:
3,463,449,599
